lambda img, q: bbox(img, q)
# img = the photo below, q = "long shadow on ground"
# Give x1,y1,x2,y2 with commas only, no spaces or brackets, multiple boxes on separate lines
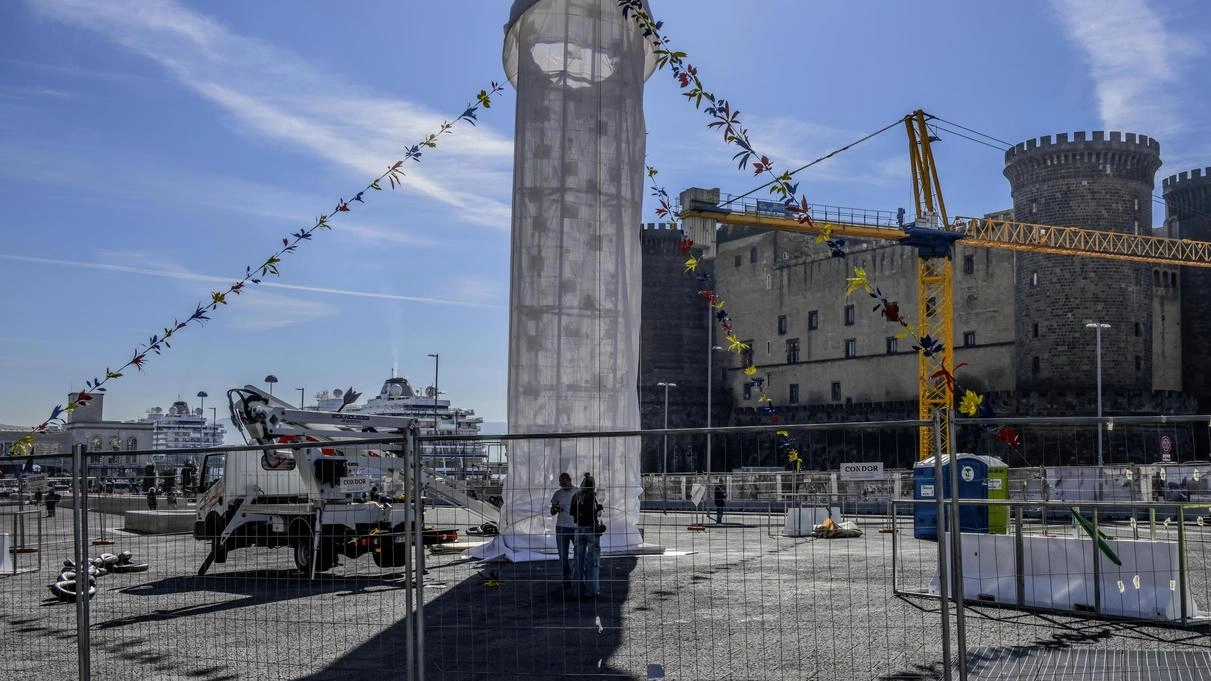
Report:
293,556,640,681
97,569,409,629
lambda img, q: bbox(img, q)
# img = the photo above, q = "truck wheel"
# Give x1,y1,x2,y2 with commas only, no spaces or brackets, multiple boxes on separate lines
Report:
290,522,334,573
373,531,408,568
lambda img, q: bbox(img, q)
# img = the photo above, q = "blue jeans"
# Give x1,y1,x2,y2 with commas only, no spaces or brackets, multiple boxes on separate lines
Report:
555,525,576,582
572,527,601,596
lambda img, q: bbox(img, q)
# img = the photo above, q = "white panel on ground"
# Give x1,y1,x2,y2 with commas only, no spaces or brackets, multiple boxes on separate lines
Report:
0,533,10,573
783,507,839,537
931,533,1207,622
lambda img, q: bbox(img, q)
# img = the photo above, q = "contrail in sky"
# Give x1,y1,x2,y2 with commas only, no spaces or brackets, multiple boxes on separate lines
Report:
0,254,503,309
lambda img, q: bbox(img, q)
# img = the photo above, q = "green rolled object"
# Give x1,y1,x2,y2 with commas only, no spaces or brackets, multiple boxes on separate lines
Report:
1071,508,1122,566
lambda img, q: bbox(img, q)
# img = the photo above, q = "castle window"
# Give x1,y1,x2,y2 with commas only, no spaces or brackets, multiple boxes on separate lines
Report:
844,305,855,326
126,437,138,451
1031,272,1038,286
1135,355,1142,372
786,338,800,364
1031,357,1040,374
831,382,842,401
1032,323,1039,338
743,382,752,400
749,247,758,264
808,310,818,330
886,337,898,354
789,384,800,404
963,254,974,275
1154,270,1160,286
734,254,741,268
1135,322,1142,337
777,315,788,335
844,338,857,358
963,331,976,347
1173,273,1178,290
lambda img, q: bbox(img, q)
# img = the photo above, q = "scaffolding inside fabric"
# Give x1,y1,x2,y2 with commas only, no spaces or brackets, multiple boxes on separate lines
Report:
470,0,657,561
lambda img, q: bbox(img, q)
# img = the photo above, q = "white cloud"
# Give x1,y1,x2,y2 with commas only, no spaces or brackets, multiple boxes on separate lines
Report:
0,254,505,309
31,0,514,229
224,289,339,331
0,138,441,248
1052,0,1198,139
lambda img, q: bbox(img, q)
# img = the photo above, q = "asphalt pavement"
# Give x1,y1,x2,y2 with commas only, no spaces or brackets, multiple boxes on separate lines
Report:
2,507,1210,681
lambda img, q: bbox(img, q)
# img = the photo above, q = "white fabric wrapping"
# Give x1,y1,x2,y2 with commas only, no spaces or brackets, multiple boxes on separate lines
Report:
470,0,655,561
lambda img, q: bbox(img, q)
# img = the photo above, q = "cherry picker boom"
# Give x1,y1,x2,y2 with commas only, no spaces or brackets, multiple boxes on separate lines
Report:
191,385,497,576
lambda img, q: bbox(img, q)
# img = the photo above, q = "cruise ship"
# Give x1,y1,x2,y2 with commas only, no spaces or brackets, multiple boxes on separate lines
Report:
144,401,226,451
311,376,486,477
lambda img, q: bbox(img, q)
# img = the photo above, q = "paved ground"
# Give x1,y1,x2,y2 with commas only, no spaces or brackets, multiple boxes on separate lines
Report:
2,507,1211,681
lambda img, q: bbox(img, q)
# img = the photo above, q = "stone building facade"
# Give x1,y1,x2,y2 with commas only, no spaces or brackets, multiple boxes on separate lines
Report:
642,129,1210,469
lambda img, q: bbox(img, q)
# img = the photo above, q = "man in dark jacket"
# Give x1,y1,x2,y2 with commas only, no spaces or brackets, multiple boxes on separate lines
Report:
714,482,727,524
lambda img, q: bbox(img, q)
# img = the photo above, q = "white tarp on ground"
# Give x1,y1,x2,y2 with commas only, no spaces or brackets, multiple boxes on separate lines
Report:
469,0,657,561
931,532,1207,622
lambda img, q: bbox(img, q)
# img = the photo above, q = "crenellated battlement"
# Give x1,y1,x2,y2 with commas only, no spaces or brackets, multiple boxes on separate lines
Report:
1005,131,1161,163
1163,167,1211,192
640,221,677,235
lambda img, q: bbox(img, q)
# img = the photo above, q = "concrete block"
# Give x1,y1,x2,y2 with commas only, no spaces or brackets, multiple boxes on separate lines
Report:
124,510,195,534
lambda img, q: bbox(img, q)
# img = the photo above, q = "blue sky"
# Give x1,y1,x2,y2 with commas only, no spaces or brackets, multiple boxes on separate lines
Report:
2,0,1209,430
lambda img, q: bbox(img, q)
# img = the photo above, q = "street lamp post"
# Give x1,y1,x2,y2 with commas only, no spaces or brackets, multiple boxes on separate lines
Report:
264,374,278,396
210,407,218,444
1085,322,1111,467
657,381,677,504
428,353,440,471
296,388,305,410
706,335,723,475
196,390,207,417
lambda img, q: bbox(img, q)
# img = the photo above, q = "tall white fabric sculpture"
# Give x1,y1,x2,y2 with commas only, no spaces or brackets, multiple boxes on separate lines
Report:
474,0,655,560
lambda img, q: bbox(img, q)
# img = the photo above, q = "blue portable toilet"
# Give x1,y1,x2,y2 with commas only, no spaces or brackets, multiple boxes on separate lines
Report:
913,454,1006,540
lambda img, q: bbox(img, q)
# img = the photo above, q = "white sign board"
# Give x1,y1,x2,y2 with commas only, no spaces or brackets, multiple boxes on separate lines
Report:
338,476,371,494
839,461,884,481
23,474,48,493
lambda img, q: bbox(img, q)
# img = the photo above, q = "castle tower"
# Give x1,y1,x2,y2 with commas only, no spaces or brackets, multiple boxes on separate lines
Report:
1166,167,1211,398
1003,132,1162,394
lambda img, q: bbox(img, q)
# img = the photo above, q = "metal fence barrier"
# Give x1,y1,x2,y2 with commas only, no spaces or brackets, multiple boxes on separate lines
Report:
5,414,1211,680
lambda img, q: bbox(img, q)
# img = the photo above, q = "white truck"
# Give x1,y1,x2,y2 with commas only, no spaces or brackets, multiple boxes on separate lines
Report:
193,386,485,576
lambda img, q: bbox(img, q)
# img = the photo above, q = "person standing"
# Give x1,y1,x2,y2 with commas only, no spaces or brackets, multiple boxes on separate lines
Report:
713,482,727,525
549,472,577,591
45,489,60,518
571,473,603,598
146,487,158,511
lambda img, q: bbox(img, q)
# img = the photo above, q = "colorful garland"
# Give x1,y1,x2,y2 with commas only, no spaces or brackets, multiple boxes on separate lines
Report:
623,0,1016,464
10,82,506,456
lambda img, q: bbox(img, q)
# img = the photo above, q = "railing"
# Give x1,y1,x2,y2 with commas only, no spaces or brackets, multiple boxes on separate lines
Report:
6,415,1211,680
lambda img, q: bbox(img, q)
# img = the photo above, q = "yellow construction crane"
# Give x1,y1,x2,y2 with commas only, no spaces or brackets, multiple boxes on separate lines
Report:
681,109,1211,460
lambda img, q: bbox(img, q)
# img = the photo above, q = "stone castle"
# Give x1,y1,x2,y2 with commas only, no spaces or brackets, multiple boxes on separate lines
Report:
638,130,1211,471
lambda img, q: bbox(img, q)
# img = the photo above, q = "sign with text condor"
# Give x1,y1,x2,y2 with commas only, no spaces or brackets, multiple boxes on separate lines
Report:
839,461,883,481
